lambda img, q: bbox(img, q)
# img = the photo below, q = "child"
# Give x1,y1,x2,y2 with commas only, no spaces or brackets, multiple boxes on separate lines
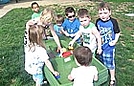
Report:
25,25,59,86
62,7,81,43
25,8,62,53
69,8,102,54
54,14,64,37
68,46,98,86
95,2,120,86
31,2,41,19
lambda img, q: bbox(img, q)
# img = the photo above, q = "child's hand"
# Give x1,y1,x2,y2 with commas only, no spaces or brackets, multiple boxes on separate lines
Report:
68,74,73,81
56,47,61,53
69,41,74,47
64,31,70,36
97,48,102,55
109,40,117,46
53,71,59,76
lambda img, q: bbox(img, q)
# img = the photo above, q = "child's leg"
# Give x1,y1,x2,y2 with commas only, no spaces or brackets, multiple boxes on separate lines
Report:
110,69,115,81
101,49,116,85
33,74,44,86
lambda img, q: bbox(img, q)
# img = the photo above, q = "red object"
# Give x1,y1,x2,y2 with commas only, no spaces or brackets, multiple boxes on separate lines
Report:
62,51,72,58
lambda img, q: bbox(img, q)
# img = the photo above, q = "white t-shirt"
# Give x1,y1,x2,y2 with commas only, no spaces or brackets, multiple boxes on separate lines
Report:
70,66,98,86
79,22,97,53
25,45,49,75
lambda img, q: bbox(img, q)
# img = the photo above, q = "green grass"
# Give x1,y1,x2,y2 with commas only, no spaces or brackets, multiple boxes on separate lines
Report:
0,1,134,86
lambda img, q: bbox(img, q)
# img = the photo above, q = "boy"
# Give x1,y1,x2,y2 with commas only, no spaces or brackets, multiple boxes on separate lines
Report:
54,14,64,37
31,2,41,19
69,8,102,54
95,2,120,86
62,7,81,43
68,46,98,86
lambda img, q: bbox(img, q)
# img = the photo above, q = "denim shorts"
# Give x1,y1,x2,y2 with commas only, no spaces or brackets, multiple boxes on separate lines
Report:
33,73,44,85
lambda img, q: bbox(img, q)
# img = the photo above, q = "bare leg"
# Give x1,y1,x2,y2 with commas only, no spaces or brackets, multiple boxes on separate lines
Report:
110,69,116,86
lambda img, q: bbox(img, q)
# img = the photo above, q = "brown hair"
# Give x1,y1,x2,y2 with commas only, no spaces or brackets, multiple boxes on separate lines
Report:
55,14,64,24
98,2,111,11
73,46,92,66
28,25,45,51
77,8,90,18
31,2,39,8
65,7,75,16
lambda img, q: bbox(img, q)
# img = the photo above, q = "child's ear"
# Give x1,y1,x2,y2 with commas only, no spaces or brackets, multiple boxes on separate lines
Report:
87,16,91,21
109,10,111,15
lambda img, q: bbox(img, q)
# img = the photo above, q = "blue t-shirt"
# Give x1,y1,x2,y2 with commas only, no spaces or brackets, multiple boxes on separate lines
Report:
53,24,63,37
96,17,120,51
62,18,80,34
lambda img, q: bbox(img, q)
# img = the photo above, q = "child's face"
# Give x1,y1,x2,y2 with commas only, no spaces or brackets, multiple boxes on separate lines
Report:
32,4,40,13
98,8,111,21
79,16,90,27
66,12,75,21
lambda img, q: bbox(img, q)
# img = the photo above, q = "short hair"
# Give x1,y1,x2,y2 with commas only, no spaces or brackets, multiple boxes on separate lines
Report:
55,15,64,24
65,7,75,16
98,2,111,11
73,46,93,66
31,2,39,8
77,8,89,18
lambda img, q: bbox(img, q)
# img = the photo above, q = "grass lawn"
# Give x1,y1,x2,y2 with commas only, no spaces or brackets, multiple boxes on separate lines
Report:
0,1,134,86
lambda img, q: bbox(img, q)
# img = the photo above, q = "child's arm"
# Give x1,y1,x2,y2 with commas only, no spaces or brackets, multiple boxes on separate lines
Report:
68,68,76,81
92,27,102,54
93,66,98,81
69,31,81,46
94,73,98,81
109,33,120,46
61,28,70,36
49,24,62,51
45,59,59,76
109,18,120,46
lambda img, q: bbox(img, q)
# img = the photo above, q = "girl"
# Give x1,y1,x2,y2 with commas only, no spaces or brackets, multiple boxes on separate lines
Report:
25,8,62,53
25,25,59,86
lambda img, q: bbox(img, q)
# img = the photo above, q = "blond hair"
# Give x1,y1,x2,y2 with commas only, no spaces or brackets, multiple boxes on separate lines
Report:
40,8,54,24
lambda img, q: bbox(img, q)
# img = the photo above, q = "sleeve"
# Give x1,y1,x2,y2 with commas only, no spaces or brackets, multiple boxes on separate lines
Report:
62,19,66,31
93,66,98,75
79,25,84,32
111,18,120,33
70,68,77,79
77,19,81,28
39,48,49,62
95,18,100,31
31,14,34,19
53,24,56,31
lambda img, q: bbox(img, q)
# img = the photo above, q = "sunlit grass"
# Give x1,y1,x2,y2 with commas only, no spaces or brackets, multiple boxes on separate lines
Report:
0,1,134,86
